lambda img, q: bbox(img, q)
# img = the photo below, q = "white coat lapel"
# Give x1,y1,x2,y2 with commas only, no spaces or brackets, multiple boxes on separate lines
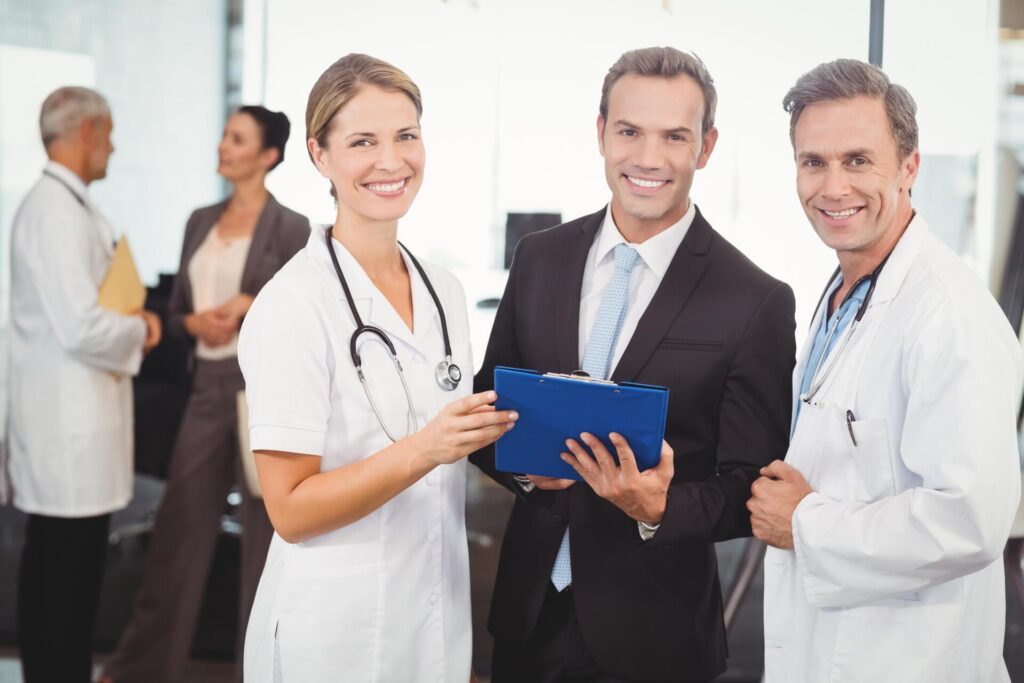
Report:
405,250,440,351
323,233,421,353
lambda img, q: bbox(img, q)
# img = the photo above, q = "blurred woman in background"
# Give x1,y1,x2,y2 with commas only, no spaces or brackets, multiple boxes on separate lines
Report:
101,105,310,683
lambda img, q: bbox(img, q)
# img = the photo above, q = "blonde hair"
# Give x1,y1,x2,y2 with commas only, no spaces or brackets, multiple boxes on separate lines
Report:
305,54,422,198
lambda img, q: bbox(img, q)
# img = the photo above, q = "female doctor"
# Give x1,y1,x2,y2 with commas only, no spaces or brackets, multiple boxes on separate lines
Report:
237,54,517,682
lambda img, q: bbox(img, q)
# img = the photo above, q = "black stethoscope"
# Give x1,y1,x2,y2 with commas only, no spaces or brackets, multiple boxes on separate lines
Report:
324,227,462,441
800,254,889,404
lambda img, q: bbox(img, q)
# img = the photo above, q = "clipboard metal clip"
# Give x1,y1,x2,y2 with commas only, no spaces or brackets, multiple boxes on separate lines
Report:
543,371,617,385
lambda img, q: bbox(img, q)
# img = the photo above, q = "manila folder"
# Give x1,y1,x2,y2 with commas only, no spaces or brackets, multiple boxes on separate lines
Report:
98,236,146,314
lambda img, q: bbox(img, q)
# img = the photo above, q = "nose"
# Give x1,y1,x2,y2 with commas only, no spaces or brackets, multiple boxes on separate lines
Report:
820,164,850,201
374,140,402,173
632,136,665,171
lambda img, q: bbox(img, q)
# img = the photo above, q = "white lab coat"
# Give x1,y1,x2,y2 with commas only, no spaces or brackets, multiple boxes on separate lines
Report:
763,215,1023,682
238,227,474,683
4,162,146,517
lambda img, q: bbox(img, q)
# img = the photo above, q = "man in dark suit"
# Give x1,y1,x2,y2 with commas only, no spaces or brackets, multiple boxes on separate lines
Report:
471,47,796,682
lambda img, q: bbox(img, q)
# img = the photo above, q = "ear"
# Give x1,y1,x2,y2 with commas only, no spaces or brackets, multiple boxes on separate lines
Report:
696,126,718,169
307,137,330,178
900,149,920,194
79,117,97,145
260,146,281,171
596,114,606,157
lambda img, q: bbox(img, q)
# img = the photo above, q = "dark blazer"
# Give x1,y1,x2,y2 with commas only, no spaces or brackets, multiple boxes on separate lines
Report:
471,206,796,681
165,193,310,364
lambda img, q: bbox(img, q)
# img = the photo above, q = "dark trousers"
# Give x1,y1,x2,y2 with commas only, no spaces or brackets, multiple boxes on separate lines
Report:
104,358,273,683
17,512,111,683
492,584,662,683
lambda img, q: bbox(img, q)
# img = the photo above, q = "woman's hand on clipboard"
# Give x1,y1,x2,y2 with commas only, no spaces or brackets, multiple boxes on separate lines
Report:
412,391,518,466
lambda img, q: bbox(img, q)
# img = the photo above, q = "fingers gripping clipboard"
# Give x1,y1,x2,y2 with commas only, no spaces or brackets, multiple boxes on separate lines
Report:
493,366,669,481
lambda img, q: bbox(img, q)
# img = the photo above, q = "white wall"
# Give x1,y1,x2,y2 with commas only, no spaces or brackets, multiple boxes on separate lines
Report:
0,0,228,286
261,0,869,339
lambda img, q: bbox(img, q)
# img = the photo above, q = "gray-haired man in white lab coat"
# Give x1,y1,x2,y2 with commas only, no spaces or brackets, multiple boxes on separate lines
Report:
5,86,161,683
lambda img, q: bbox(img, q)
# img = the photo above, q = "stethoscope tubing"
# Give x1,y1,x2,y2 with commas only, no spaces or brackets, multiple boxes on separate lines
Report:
323,226,460,441
801,254,890,404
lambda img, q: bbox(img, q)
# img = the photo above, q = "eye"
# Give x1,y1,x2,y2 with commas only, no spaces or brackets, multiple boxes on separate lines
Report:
349,139,373,148
849,156,868,167
619,129,637,137
397,132,419,142
801,158,824,168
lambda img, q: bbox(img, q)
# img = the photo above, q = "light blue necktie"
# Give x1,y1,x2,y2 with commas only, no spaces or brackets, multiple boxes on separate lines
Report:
550,243,640,591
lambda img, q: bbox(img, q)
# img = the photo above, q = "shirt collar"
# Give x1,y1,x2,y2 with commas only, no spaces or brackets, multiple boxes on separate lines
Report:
44,160,89,201
592,200,696,279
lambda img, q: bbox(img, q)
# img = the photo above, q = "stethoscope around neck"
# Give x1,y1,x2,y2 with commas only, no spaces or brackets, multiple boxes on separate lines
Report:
324,227,462,442
800,254,889,405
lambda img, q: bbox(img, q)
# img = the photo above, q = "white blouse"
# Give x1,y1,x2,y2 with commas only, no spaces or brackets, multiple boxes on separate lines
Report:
188,223,252,360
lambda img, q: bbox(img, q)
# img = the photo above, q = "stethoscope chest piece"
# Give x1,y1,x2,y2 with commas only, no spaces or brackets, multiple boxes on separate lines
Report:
435,357,462,392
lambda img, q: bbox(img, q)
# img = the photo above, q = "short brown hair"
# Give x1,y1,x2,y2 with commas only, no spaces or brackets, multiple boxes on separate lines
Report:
600,47,717,136
305,54,422,197
782,58,918,160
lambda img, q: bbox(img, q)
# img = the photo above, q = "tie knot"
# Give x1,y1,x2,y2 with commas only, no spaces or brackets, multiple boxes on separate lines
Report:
613,243,640,273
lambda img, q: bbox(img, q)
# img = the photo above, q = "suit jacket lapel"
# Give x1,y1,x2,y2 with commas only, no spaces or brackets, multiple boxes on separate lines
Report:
555,208,604,373
611,207,714,383
241,194,279,294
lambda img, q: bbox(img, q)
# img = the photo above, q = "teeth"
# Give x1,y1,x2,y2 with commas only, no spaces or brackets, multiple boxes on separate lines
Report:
367,180,405,192
626,175,666,189
824,208,859,218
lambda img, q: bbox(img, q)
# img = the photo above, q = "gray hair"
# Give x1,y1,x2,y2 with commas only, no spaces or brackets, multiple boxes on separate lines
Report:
39,86,110,147
782,59,918,160
600,46,717,136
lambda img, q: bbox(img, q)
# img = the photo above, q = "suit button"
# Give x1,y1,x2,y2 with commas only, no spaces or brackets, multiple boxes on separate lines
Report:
550,514,564,528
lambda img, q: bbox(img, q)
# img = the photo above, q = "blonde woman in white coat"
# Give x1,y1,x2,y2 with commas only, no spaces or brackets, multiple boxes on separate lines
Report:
238,54,515,682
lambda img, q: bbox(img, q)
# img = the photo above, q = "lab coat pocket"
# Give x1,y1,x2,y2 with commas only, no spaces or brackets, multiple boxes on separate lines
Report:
833,596,962,682
847,417,895,501
762,547,793,649
277,544,382,682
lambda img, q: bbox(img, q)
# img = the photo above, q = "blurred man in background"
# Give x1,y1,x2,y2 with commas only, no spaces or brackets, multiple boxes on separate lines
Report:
5,86,160,683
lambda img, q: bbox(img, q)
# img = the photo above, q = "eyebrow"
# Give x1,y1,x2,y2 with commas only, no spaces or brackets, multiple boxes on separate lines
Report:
612,119,694,135
345,125,420,140
798,148,874,161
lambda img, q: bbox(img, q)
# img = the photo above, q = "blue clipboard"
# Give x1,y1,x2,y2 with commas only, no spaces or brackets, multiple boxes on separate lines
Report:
494,366,669,481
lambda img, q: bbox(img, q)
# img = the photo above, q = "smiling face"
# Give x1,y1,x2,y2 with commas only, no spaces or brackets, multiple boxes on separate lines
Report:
308,84,424,225
598,74,717,239
794,95,918,266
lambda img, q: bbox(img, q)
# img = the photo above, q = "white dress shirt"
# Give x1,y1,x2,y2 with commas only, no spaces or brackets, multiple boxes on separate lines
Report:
5,161,146,516
577,202,696,374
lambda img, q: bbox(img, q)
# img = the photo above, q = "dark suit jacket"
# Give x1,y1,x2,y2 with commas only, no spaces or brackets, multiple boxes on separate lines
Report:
165,193,309,366
471,206,796,681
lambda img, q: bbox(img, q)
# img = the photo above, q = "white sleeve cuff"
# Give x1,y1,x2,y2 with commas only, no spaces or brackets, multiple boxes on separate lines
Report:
638,520,660,541
513,475,536,493
249,424,326,457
